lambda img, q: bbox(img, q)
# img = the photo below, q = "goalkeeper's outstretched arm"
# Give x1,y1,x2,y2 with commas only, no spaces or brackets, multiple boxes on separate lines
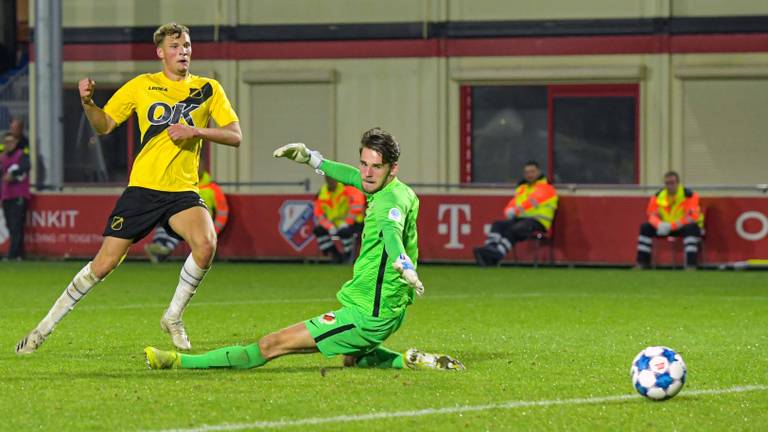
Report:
318,160,363,191
273,143,363,190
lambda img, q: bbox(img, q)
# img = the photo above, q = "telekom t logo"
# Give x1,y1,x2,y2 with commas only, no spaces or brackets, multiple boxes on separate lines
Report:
437,204,471,249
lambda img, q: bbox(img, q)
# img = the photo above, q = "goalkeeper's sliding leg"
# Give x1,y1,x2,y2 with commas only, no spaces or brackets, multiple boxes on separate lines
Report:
145,307,463,371
145,321,316,369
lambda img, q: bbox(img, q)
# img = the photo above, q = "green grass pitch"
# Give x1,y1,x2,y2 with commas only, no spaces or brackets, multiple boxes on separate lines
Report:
1,262,767,431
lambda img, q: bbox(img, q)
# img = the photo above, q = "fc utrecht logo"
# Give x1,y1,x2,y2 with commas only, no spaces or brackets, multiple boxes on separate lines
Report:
278,200,315,251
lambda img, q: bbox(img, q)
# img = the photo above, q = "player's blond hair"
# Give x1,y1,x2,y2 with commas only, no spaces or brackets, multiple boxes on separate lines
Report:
153,23,190,47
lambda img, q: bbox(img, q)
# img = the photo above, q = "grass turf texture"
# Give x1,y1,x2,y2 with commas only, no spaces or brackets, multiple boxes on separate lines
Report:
1,262,767,431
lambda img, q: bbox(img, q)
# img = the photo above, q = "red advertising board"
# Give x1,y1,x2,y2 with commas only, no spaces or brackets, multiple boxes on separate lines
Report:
1,194,767,265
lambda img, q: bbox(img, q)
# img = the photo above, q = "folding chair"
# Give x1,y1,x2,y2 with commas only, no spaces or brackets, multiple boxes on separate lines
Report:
511,215,556,268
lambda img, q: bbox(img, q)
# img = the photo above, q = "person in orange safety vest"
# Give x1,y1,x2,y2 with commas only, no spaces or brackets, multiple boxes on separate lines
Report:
145,170,229,263
636,171,703,269
474,161,558,267
313,176,365,263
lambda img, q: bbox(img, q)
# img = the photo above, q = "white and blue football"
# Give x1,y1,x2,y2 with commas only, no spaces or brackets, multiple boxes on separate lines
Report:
630,346,687,401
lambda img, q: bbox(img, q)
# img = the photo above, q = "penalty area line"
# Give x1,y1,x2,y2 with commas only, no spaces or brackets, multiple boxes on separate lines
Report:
145,384,768,432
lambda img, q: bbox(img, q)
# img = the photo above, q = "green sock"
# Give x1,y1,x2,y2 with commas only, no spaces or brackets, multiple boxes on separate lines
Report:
355,346,404,369
180,343,267,369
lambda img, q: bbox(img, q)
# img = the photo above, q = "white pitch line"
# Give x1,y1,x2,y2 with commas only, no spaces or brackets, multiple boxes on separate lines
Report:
146,384,768,432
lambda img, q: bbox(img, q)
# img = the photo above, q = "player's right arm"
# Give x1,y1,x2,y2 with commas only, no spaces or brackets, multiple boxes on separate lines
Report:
272,143,363,190
318,160,363,191
79,78,118,135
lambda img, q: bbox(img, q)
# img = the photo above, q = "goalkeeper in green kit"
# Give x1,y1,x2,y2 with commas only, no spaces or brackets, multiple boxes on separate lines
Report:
144,128,464,371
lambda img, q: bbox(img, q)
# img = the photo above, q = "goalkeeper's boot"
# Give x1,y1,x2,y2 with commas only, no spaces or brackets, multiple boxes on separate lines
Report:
15,328,47,355
404,348,466,371
144,346,181,369
160,315,192,351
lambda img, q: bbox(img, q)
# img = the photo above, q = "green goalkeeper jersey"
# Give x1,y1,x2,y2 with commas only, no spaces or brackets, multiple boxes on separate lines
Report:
319,159,419,318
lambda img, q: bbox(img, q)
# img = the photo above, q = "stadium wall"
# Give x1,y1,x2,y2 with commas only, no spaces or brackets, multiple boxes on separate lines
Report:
23,0,768,193
3,193,767,266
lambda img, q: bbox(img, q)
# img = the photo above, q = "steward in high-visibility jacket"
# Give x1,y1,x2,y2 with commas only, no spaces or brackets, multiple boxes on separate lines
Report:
474,161,558,267
313,176,365,263
636,171,703,269
198,171,229,235
144,171,229,263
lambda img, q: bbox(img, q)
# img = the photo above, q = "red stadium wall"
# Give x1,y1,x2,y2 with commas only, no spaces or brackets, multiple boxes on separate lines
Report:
1,194,767,265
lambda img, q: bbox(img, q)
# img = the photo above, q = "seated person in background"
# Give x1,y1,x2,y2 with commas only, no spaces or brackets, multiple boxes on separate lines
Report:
635,171,703,270
145,170,229,263
473,161,558,267
313,175,365,263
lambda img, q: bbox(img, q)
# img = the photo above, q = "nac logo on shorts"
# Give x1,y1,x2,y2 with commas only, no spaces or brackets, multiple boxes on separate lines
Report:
147,102,200,127
278,200,315,251
110,216,124,231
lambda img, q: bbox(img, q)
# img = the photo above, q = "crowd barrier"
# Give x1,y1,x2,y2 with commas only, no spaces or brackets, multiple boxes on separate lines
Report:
2,193,767,265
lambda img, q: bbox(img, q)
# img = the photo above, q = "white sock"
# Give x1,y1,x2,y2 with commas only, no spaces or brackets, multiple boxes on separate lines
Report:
38,262,101,335
164,254,208,321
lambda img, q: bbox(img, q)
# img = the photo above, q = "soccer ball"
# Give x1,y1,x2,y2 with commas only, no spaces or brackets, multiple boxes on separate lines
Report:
630,346,686,401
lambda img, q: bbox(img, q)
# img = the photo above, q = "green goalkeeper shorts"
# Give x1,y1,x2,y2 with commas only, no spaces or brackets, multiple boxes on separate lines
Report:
304,306,406,358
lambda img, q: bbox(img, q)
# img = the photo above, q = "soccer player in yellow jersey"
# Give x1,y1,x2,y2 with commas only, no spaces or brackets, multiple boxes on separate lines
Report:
15,23,241,354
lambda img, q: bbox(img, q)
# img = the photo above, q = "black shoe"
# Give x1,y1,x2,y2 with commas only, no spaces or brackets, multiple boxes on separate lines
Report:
330,250,344,264
341,252,355,264
473,247,500,267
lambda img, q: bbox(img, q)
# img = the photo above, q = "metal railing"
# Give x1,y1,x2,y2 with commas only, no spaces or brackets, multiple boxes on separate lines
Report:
37,179,768,195
408,182,768,194
39,179,313,192
217,179,312,192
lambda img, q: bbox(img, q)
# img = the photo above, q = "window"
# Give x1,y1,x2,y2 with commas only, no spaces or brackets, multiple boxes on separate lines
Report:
248,81,334,192
63,87,133,184
682,79,768,185
461,84,639,184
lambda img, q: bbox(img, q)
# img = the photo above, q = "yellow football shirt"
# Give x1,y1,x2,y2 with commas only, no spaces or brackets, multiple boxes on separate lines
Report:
103,71,239,192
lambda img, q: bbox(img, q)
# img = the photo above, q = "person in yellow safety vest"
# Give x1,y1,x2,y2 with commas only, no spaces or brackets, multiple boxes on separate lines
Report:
313,175,365,263
473,161,558,267
636,171,703,269
145,170,229,263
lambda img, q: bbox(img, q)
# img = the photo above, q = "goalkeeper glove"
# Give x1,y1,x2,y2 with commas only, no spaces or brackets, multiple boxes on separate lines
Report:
392,253,424,296
272,143,323,169
656,222,672,236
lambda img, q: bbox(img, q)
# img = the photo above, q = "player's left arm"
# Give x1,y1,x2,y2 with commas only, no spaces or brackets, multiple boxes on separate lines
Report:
376,194,424,296
167,121,241,147
168,80,242,146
